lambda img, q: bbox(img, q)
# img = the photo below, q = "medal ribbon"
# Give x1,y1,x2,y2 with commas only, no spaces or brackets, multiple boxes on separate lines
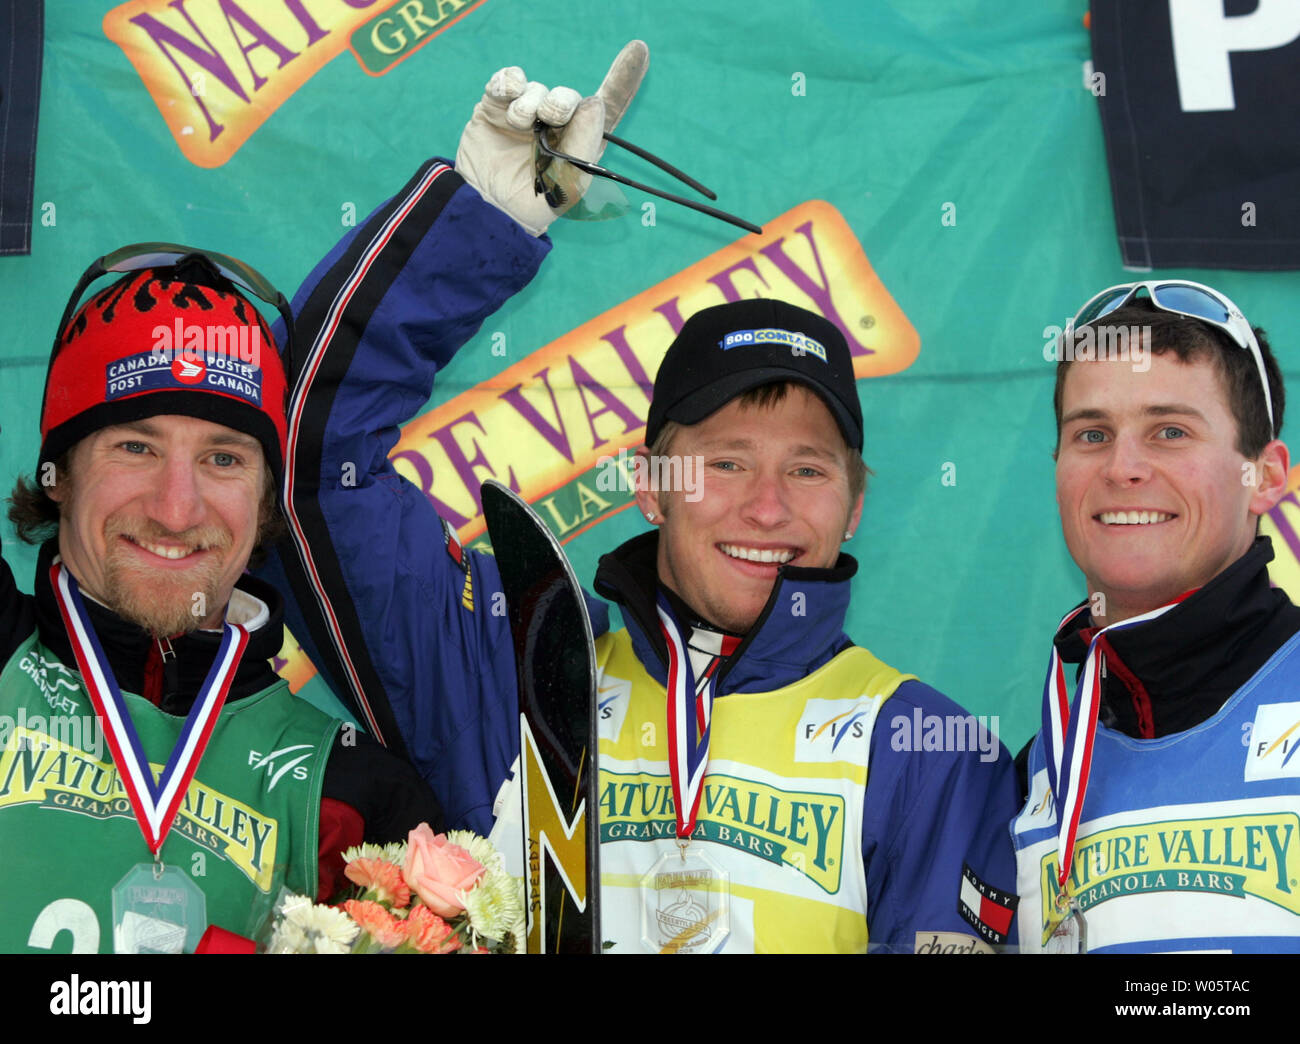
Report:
1040,594,1190,889
657,594,739,840
51,562,248,855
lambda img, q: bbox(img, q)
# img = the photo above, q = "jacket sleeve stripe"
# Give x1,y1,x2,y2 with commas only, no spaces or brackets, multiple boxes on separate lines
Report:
281,161,459,753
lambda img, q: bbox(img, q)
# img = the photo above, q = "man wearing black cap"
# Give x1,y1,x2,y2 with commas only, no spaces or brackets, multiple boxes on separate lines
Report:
584,299,1018,952
270,50,1020,953
636,300,869,637
0,251,442,952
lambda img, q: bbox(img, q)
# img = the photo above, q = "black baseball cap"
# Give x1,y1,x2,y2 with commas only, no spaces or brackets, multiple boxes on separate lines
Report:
644,299,863,451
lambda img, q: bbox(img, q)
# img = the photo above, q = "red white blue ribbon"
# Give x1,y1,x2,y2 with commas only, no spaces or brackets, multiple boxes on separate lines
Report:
51,562,248,855
657,594,738,840
1040,595,1189,889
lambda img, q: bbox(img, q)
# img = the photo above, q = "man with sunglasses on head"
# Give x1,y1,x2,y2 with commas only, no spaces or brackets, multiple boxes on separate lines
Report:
0,251,443,953
269,45,1020,953
1013,281,1300,953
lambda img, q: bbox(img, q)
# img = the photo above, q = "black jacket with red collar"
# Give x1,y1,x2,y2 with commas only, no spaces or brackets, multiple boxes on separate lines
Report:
1016,537,1300,794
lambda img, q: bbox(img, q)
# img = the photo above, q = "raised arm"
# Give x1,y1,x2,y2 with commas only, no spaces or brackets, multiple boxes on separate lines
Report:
263,46,646,831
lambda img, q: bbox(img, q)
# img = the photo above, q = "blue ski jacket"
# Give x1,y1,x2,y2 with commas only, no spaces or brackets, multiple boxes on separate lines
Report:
261,160,1021,949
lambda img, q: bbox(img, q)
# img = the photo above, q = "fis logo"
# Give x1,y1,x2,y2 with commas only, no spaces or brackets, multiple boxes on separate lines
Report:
596,676,631,740
1244,703,1300,781
794,698,881,763
247,745,314,791
1016,767,1056,827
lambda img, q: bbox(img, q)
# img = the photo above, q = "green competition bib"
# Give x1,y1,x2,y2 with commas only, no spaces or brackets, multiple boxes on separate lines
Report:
0,631,338,953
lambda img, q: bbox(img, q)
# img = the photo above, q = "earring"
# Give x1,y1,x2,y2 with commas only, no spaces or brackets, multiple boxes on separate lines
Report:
844,531,853,540
646,512,657,522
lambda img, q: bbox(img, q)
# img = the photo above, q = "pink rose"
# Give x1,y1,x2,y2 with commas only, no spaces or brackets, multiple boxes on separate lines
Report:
402,823,485,918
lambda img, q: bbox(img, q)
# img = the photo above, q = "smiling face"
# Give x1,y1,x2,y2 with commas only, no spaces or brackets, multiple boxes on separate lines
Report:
635,386,863,634
49,415,267,637
1055,352,1288,624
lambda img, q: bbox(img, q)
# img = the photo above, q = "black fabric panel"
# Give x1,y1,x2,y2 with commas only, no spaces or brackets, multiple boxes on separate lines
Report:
323,729,445,838
1092,0,1300,269
0,1,43,256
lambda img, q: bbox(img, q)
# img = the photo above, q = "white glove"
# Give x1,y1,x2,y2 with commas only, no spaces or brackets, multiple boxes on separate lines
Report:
456,41,649,236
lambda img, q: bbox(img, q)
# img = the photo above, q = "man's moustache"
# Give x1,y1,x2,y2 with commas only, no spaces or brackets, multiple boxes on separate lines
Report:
105,520,232,553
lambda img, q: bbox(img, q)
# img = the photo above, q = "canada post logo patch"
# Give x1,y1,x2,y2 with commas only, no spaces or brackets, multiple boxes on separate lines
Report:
719,327,827,362
1245,702,1300,781
106,349,263,407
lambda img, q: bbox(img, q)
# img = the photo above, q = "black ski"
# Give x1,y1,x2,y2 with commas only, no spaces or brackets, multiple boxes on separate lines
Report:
481,480,600,954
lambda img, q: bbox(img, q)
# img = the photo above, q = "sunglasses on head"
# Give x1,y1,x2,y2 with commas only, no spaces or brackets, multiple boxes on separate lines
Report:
533,124,763,236
1069,279,1274,433
52,241,295,373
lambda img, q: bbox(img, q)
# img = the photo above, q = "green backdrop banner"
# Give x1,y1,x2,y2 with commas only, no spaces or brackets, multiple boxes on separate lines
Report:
5,0,1300,756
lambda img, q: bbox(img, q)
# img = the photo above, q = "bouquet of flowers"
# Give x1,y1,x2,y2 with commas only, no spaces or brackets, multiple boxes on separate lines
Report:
266,823,524,954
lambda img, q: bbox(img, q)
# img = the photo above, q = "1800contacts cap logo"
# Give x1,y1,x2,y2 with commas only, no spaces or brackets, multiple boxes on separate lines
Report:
1244,702,1300,781
720,328,828,362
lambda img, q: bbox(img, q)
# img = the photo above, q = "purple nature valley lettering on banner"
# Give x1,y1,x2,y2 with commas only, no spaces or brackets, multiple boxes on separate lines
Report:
103,0,488,167
277,199,920,691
